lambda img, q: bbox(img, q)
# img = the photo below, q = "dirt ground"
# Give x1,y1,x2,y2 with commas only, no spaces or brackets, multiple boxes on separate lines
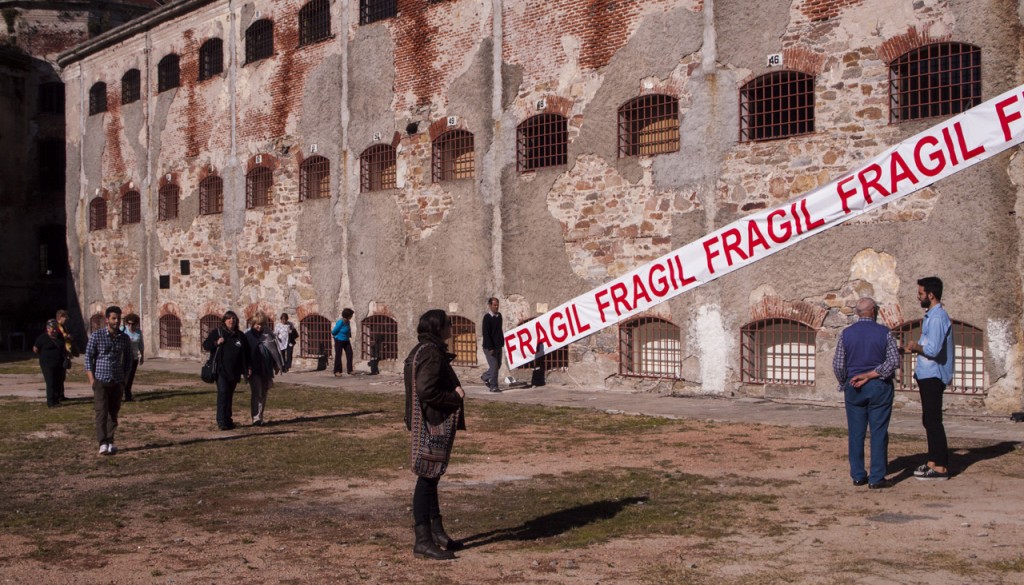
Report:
1,367,1023,585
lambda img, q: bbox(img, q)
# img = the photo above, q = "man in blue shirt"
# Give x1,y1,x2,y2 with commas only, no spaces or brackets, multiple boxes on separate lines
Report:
903,276,954,480
833,297,900,489
84,305,133,455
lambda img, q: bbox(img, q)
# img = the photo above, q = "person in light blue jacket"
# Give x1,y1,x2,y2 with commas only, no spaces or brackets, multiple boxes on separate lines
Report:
332,308,354,377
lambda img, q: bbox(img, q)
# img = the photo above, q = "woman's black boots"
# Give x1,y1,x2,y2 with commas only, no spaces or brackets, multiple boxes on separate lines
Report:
430,516,464,551
414,523,455,560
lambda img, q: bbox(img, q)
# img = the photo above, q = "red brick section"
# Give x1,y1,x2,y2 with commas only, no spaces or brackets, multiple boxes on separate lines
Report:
798,0,863,23
750,296,826,328
877,25,951,64
245,153,278,172
294,301,322,322
878,304,905,330
180,29,210,159
159,302,182,318
158,172,179,189
105,91,126,179
118,181,135,197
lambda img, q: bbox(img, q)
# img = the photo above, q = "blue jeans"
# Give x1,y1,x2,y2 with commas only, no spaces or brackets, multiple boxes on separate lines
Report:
844,378,894,484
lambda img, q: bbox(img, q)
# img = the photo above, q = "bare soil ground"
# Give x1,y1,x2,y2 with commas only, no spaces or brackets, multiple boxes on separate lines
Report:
1,365,1023,584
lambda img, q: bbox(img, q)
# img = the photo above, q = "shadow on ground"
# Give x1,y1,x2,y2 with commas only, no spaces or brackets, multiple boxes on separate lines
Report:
887,440,1020,483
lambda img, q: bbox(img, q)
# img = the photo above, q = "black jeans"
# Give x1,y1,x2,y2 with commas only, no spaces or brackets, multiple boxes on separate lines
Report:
334,339,353,374
41,364,62,407
216,374,239,427
412,476,441,525
917,376,949,467
123,359,139,400
282,345,294,372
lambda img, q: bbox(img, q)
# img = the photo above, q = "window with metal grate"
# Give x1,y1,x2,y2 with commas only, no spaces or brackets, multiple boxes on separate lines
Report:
199,39,224,81
740,71,815,142
359,144,396,192
299,0,331,46
740,319,816,385
89,197,107,231
121,70,140,104
617,94,679,157
122,190,141,225
246,166,273,208
88,82,107,115
245,20,274,64
432,130,474,182
200,314,221,350
889,42,981,123
300,314,332,358
160,314,183,349
516,114,567,172
449,316,477,366
359,0,396,25
619,317,682,378
89,313,104,333
199,176,224,215
158,184,179,221
300,156,331,200
892,319,985,394
361,315,398,360
158,54,180,92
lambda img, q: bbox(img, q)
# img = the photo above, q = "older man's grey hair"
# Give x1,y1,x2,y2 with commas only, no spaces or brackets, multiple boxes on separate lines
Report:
855,297,878,318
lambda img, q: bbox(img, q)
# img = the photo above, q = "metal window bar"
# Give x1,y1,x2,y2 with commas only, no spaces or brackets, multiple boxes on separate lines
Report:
89,198,107,231
199,39,224,81
158,55,180,92
432,130,475,182
516,345,569,372
122,191,141,225
160,315,182,349
361,315,398,360
300,156,331,200
360,144,396,192
88,82,107,115
618,317,682,378
158,184,179,220
739,319,816,385
739,71,815,142
245,20,274,64
199,176,224,215
38,82,65,114
299,0,331,46
449,316,477,366
359,0,397,25
517,114,568,172
300,315,332,358
893,319,985,395
617,94,679,157
89,314,104,333
890,42,981,123
121,70,140,104
200,314,221,350
246,166,272,208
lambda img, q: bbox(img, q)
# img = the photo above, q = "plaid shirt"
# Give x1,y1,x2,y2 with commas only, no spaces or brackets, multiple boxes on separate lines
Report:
85,326,133,384
832,317,900,390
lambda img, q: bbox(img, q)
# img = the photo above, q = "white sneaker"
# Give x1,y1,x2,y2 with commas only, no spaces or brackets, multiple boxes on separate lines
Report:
98,444,109,455
106,444,117,455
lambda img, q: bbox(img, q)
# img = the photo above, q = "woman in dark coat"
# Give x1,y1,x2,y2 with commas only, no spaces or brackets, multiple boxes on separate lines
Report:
33,318,67,407
404,309,465,560
203,310,250,431
245,312,282,426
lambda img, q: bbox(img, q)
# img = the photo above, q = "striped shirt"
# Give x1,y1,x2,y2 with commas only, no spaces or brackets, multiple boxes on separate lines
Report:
84,327,133,384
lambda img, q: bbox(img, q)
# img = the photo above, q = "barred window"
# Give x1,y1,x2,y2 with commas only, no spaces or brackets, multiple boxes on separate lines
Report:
517,114,567,172
200,314,221,350
88,82,107,115
158,54,180,92
359,0,396,25
246,166,273,208
618,94,679,157
740,319,816,385
619,317,682,378
361,315,398,360
450,316,477,367
245,19,274,64
38,82,65,114
89,313,104,333
199,176,224,215
159,314,182,349
360,144,396,192
158,184,179,221
890,42,981,123
299,0,331,46
432,130,474,182
199,39,224,81
300,156,331,200
121,70,140,104
893,319,985,394
122,190,141,225
740,71,815,142
300,314,332,358
89,197,107,231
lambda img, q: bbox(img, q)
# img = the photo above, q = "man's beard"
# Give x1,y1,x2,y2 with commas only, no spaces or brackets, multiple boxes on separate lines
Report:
920,299,930,309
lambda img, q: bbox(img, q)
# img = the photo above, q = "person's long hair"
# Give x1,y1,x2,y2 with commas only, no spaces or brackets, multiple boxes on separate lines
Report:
221,310,240,332
416,309,450,340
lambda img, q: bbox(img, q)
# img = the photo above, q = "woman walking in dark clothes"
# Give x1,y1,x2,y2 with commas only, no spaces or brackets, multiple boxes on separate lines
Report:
203,311,250,430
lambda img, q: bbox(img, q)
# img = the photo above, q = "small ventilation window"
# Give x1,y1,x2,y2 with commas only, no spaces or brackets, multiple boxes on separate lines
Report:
517,113,567,172
359,144,396,192
432,129,474,182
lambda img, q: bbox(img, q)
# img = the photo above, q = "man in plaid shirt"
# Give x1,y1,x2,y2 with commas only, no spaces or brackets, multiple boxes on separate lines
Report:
832,297,900,489
85,305,133,455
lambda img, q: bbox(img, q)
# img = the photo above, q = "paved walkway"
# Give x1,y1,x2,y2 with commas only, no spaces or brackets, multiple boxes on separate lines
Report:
6,356,1023,443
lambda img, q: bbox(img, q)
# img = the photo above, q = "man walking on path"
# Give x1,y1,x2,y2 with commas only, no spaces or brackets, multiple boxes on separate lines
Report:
833,297,900,489
84,306,133,456
481,297,504,393
902,276,954,480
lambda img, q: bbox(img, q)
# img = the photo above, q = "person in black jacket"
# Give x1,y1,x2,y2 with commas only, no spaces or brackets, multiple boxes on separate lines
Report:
33,319,67,408
480,297,504,392
203,310,250,431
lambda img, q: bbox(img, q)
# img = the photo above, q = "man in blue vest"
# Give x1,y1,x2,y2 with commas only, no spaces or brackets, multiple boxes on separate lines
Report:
833,297,900,489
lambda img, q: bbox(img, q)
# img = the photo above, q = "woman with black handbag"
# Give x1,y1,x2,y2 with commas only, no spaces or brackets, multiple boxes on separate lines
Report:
33,318,68,408
403,309,465,560
203,311,250,431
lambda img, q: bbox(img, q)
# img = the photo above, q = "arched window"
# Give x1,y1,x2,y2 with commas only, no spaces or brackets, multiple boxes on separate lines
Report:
121,70,140,104
246,166,273,208
300,156,330,200
619,317,682,378
88,82,107,115
300,314,332,358
449,316,477,366
122,190,141,225
514,318,570,373
89,197,107,231
245,19,274,64
361,315,398,360
89,313,104,333
892,319,985,394
159,314,182,349
359,0,396,25
617,94,679,157
432,129,474,182
199,39,224,81
199,176,224,215
517,113,567,172
359,144,396,192
740,71,815,142
890,42,981,123
740,319,816,385
158,54,180,92
200,314,221,350
158,183,180,220
299,0,331,46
